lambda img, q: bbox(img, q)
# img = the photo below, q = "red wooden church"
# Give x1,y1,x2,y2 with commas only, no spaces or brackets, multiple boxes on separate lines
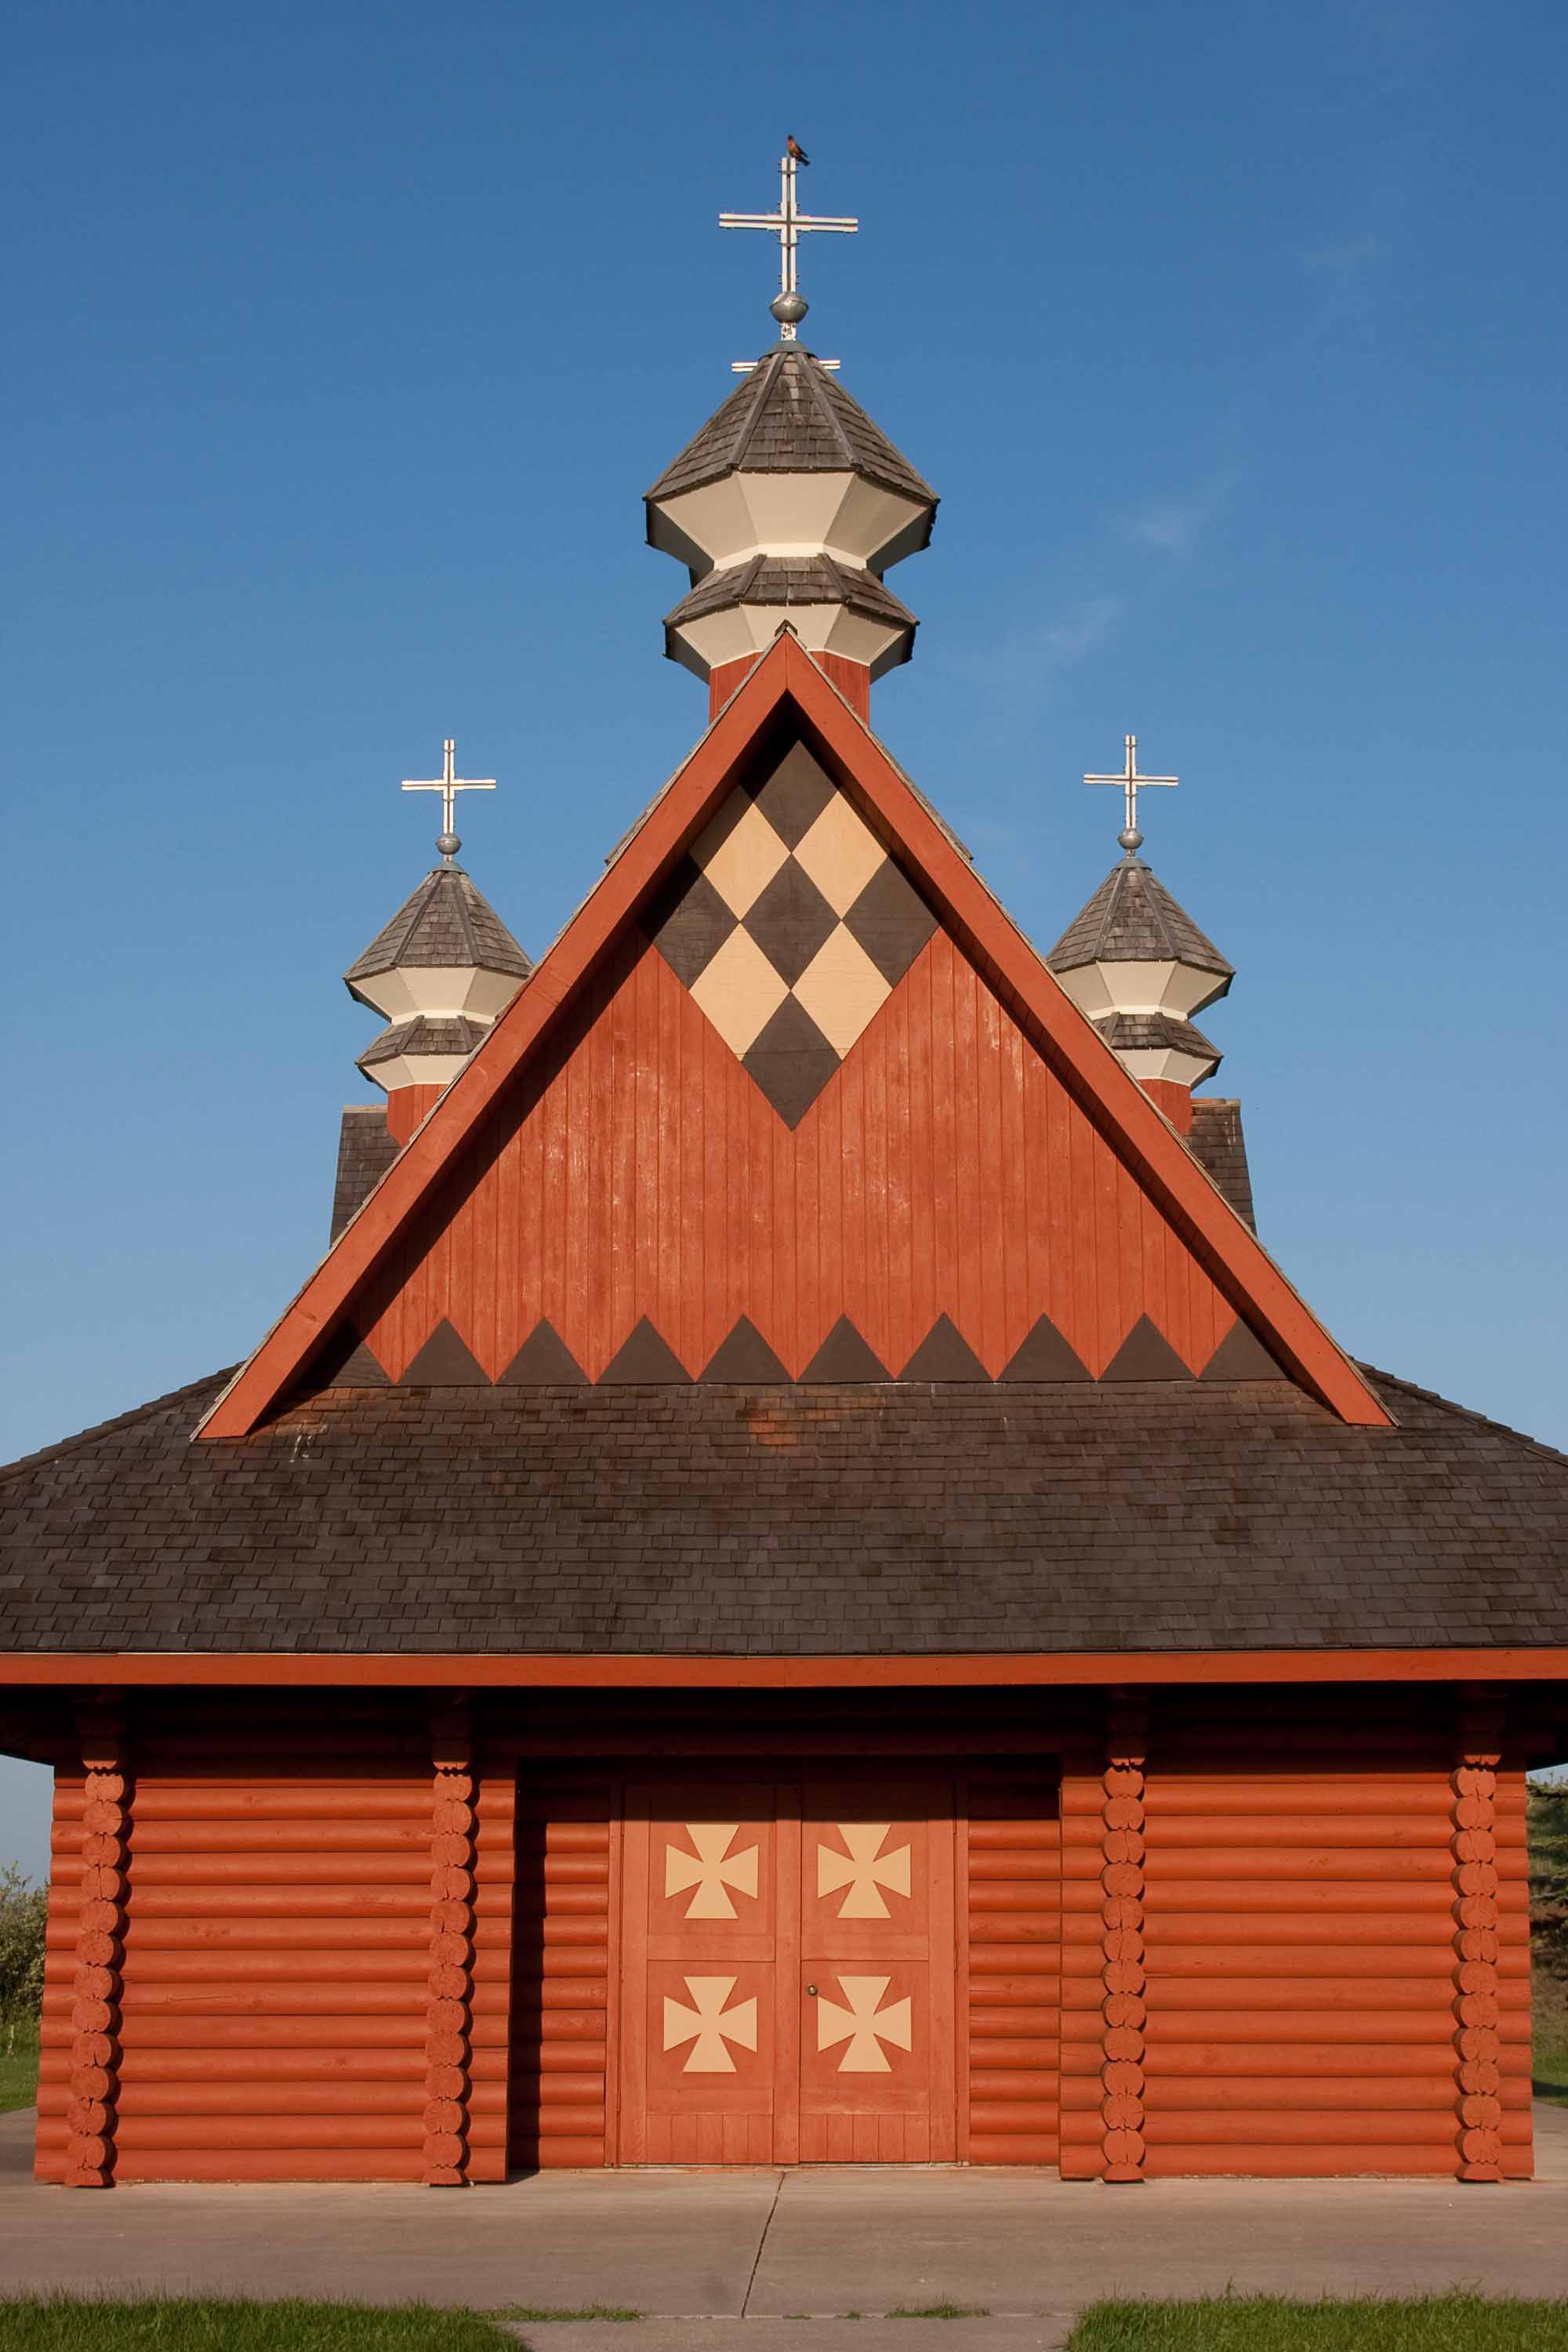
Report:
3,162,1566,2194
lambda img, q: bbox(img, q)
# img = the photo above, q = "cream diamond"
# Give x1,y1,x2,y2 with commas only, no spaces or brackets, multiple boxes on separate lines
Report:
692,793,789,918
690,927,790,1056
793,927,891,1058
793,793,886,916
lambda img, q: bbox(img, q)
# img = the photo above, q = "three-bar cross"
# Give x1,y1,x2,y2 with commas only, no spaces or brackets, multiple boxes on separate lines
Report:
401,739,495,865
1084,735,1177,857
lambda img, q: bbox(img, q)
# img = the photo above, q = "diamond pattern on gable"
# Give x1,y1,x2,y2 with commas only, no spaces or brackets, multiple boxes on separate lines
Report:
400,1319,488,1386
744,858,840,986
742,996,843,1130
647,858,737,989
689,927,790,1057
750,742,838,848
793,790,887,916
650,746,940,1127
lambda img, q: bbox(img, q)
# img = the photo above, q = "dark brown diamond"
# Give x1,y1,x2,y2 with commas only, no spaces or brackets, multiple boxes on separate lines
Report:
742,858,840,986
841,856,938,986
750,741,838,848
645,858,738,988
741,995,842,1128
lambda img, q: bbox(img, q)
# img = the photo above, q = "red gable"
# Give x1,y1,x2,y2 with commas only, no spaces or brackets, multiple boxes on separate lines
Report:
201,637,1389,1436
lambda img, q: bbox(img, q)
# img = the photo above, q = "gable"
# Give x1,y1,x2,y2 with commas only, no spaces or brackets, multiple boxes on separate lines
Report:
332,844,1249,1387
201,635,1388,1434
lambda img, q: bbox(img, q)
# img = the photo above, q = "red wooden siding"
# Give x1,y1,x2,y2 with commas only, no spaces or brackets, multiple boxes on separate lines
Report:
509,1777,615,2169
347,926,1240,1387
964,1772,1062,2165
468,1765,516,2182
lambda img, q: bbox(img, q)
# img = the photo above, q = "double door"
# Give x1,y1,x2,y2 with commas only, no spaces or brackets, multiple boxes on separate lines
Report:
619,1776,956,2163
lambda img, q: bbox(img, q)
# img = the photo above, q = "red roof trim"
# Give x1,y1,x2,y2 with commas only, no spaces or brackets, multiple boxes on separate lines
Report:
0,1650,1559,1689
200,637,1389,1438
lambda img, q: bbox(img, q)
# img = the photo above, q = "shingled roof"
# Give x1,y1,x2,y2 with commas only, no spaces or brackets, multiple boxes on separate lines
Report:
665,554,915,632
345,866,532,988
646,347,937,509
2,1367,1563,1657
1048,858,1233,981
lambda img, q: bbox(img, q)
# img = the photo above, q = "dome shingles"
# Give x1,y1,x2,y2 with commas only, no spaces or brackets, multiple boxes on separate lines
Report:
646,346,935,509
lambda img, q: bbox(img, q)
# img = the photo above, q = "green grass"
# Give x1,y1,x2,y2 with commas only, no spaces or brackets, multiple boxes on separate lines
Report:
0,2299,519,2350
0,2024,39,2114
1065,2295,1568,2350
886,2307,990,2320
488,2309,639,2324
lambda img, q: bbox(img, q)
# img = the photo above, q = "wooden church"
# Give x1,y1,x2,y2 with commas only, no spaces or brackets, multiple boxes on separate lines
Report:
2,153,1566,2194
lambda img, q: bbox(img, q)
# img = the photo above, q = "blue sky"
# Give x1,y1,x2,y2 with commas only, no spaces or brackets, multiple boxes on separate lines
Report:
2,0,1566,1865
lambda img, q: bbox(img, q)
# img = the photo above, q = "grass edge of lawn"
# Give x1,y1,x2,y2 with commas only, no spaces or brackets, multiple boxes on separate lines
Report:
1064,2292,1568,2351
0,2295,522,2350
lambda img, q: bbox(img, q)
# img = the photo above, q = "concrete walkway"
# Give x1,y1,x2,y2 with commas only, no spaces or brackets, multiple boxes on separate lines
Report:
2,2106,1565,2350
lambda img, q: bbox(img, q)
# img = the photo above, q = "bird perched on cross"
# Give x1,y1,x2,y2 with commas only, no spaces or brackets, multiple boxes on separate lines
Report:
786,135,811,166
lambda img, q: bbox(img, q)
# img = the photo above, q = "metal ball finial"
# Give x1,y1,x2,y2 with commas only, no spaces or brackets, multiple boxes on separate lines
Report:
1119,826,1143,856
770,289,808,326
437,831,462,861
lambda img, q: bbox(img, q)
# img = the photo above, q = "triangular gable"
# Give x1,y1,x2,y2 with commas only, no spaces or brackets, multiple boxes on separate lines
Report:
200,635,1389,1436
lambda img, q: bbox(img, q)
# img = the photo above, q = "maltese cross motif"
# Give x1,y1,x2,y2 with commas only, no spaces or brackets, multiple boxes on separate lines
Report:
665,1824,760,1919
815,1975,914,2074
662,1975,759,2074
816,1824,912,1919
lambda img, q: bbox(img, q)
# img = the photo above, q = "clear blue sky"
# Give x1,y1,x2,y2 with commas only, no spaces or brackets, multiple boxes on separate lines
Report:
3,2,1566,1867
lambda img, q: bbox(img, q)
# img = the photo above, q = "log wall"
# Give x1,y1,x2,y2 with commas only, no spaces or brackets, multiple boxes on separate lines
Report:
507,1774,615,2170
963,1769,1062,2166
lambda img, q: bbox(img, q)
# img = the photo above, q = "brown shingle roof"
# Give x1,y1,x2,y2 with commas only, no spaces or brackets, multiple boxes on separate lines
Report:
666,554,915,632
345,867,532,988
1048,858,1232,981
646,347,937,509
1187,1099,1256,1232
329,1107,401,1243
2,1368,1563,1657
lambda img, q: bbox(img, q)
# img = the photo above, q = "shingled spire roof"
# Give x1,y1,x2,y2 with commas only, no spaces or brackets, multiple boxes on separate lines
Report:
1048,859,1233,982
647,344,936,512
345,866,531,989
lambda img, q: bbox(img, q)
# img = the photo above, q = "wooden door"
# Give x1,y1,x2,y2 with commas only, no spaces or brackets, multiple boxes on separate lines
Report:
618,1774,953,2164
798,1780,956,2161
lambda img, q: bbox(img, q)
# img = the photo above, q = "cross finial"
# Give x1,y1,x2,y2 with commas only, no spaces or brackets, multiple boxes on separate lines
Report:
1084,734,1178,858
720,144,857,344
401,739,495,866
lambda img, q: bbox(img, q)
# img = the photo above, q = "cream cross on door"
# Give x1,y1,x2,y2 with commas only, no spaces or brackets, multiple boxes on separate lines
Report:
817,1823,912,1918
815,1974,914,2073
662,1975,759,2074
665,1823,760,1918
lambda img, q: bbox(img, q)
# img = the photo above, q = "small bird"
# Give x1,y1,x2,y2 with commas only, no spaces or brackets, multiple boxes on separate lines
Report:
786,136,811,166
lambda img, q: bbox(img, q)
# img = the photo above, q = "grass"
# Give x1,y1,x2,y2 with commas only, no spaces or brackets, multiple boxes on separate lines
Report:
886,2307,991,2320
0,2299,520,2350
1065,2295,1568,2350
0,2024,39,2114
488,2309,639,2324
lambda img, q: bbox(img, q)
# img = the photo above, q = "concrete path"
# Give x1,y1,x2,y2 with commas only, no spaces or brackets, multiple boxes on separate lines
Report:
2,2105,1566,2347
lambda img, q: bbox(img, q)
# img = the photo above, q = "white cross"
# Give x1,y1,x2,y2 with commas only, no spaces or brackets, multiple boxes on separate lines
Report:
720,148,857,344
1084,735,1178,857
816,1975,914,2074
817,1825,912,1920
665,1824,760,1921
401,739,495,865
